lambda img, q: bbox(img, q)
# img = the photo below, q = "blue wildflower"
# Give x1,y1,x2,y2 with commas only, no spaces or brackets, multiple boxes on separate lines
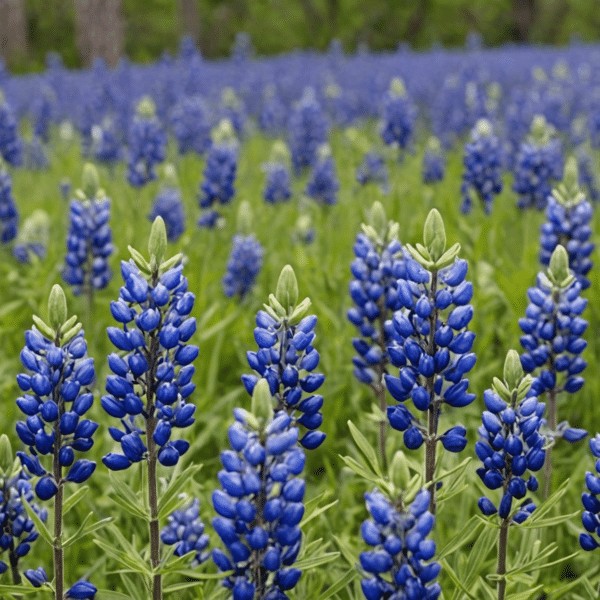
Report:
380,78,417,154
127,97,167,188
422,137,446,184
460,118,503,214
93,120,123,169
161,498,210,566
576,147,600,203
579,434,600,551
305,144,339,205
0,161,18,243
23,137,49,171
13,210,49,263
359,489,441,600
62,164,113,295
223,235,263,300
170,95,212,156
356,152,389,194
149,166,185,243
0,90,23,167
539,156,594,290
101,217,198,471
16,285,97,501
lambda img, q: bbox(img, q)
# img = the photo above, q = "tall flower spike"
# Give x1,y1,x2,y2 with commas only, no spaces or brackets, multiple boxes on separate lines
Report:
13,210,50,263
148,164,185,243
539,155,594,290
0,435,48,585
170,95,212,156
519,245,588,497
0,89,23,167
348,202,408,468
197,118,238,228
222,201,264,300
422,137,445,185
15,285,97,600
62,163,114,297
101,216,198,600
356,152,389,194
512,114,563,210
359,488,441,600
380,78,417,156
304,143,339,206
212,381,306,600
263,140,292,204
475,350,546,600
242,265,326,451
579,434,600,552
0,158,19,243
127,96,167,188
460,118,503,214
384,209,476,513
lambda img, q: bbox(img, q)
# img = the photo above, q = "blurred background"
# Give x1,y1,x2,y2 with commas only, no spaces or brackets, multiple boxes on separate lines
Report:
0,0,599,73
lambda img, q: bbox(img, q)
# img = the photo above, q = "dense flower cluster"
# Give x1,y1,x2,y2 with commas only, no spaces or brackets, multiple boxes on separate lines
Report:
170,95,212,156
580,434,600,551
356,152,389,193
422,137,446,184
16,327,97,501
222,234,264,299
304,148,339,205
149,185,185,243
0,165,19,243
101,256,198,471
212,409,305,600
359,489,441,600
13,210,49,263
93,122,123,168
460,118,503,214
62,190,113,295
385,256,476,451
0,94,23,167
161,498,210,566
126,98,167,187
288,89,329,174
263,163,292,204
0,471,47,574
380,78,417,152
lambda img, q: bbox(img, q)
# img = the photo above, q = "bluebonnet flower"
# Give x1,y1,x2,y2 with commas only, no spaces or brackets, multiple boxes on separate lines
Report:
292,214,314,245
259,85,288,136
148,165,185,243
92,120,123,169
101,217,198,472
31,89,55,143
24,566,48,587
304,144,339,205
220,87,246,139
288,88,329,174
475,351,545,599
0,90,23,167
513,115,563,210
0,160,19,243
380,78,417,155
197,119,238,228
13,210,49,263
161,498,210,566
16,285,97,501
242,266,326,451
422,137,446,184
460,118,503,214
576,147,600,203
359,488,441,600
127,97,167,187
212,382,306,600
539,156,594,290
65,580,97,598
356,152,389,194
263,140,292,204
384,210,475,511
223,235,264,300
0,433,48,583
62,164,113,296
170,95,212,156
519,246,588,496
579,434,600,551
23,137,49,171
60,178,71,201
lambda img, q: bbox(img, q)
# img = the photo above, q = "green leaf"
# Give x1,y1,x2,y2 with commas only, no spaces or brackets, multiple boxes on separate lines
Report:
332,534,358,567
505,586,544,600
127,245,151,273
22,496,53,545
338,455,387,489
316,568,359,600
63,485,89,514
347,420,382,478
95,539,152,577
300,495,338,528
64,514,112,548
523,478,570,524
108,470,150,520
0,299,25,320
0,584,49,596
477,577,497,600
462,522,496,588
96,590,133,600
441,559,477,599
163,580,205,594
294,551,339,571
520,511,579,529
157,464,203,520
437,515,483,561
32,314,55,339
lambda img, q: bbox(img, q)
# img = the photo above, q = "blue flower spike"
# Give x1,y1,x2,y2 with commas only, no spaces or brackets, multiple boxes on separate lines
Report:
579,433,600,552
212,380,306,599
348,201,406,469
304,143,339,206
519,244,588,497
263,140,292,204
359,488,441,600
15,284,97,598
243,265,326,451
380,77,417,158
476,350,547,599
540,155,594,290
384,208,475,513
62,163,113,296
102,215,198,599
0,157,19,244
422,136,446,184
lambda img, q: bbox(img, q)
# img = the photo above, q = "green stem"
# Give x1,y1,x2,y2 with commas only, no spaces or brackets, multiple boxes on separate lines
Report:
497,518,509,600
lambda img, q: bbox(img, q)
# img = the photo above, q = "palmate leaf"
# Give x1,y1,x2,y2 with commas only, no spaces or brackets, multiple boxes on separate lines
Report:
317,568,360,600
347,420,383,478
300,490,338,528
63,512,112,548
157,463,203,520
21,497,52,545
108,469,149,520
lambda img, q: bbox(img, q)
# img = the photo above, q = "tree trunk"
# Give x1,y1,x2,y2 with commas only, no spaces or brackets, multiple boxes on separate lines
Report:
0,0,28,64
512,0,536,42
177,0,200,45
74,0,124,67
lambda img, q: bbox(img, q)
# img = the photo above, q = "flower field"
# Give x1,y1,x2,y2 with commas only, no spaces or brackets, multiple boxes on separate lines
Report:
1,38,600,599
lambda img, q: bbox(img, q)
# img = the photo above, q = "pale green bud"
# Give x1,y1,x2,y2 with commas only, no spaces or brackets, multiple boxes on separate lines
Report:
148,216,167,266
390,77,406,97
275,265,299,313
251,379,274,425
0,435,13,476
163,163,179,188
474,118,493,138
368,201,387,243
48,285,67,331
549,245,570,286
389,450,410,491
503,349,524,392
236,200,253,235
270,140,290,164
0,89,4,104
136,96,156,118
212,118,236,145
82,163,100,199
423,209,446,263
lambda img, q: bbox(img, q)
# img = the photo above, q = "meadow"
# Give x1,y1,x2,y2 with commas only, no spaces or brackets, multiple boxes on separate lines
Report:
0,39,599,599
